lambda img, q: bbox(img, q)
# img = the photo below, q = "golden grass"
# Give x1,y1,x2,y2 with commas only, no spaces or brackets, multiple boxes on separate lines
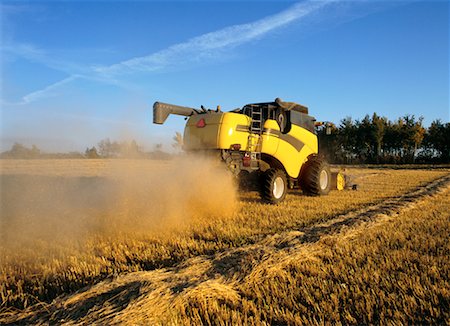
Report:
164,186,450,325
0,159,449,324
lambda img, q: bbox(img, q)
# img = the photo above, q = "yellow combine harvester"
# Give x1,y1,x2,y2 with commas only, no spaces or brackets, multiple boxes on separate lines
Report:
153,98,345,203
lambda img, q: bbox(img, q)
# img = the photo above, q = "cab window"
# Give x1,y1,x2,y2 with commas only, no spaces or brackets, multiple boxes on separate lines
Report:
290,111,315,133
275,109,291,134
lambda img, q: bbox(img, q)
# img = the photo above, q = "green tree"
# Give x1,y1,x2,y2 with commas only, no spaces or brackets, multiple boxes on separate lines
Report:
1,143,41,159
98,138,112,157
398,115,425,163
354,115,375,162
317,123,339,163
371,113,387,163
85,146,99,159
338,117,358,163
424,120,450,162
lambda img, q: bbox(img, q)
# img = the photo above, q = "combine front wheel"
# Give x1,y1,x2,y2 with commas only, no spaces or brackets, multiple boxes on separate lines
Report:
301,157,331,196
261,169,287,204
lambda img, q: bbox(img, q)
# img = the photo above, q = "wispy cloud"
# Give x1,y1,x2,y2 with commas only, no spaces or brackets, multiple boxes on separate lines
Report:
21,75,81,104
3,0,336,106
94,0,332,76
2,43,89,75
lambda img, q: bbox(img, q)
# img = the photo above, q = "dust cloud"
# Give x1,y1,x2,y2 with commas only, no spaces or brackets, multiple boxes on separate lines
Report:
0,156,237,250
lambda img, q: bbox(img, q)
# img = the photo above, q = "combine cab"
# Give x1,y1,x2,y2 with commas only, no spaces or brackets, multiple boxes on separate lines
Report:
153,98,344,204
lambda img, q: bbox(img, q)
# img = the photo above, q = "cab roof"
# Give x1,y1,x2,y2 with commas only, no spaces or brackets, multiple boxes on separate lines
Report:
243,98,308,114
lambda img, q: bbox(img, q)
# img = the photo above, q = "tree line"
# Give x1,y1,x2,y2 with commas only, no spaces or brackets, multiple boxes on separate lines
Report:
1,118,448,164
0,139,173,160
317,114,450,164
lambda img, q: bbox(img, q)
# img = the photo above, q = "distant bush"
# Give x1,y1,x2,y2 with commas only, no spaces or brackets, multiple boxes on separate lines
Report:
0,141,173,160
0,143,85,159
0,143,41,159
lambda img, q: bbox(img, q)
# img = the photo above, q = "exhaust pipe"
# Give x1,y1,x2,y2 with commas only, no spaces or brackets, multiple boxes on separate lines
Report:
153,101,197,124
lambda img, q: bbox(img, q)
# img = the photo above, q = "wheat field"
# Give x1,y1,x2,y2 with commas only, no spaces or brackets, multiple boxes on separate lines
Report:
0,159,449,324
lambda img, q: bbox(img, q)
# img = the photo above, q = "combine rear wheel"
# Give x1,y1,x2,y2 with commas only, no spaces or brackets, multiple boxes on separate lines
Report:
301,157,331,196
261,169,287,204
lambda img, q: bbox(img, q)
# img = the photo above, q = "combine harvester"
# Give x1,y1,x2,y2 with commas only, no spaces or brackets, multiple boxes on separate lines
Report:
153,98,345,204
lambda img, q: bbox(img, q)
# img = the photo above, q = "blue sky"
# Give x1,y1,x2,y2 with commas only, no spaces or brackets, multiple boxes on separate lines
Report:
1,0,449,152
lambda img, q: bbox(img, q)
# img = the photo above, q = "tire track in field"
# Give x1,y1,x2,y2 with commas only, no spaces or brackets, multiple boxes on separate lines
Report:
204,173,450,279
272,172,450,249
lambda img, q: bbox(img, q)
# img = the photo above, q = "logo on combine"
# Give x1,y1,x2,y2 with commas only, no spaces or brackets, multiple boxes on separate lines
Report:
196,118,206,128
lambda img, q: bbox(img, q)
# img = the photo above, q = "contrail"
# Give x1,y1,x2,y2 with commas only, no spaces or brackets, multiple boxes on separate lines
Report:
94,0,332,76
5,0,336,105
21,75,81,104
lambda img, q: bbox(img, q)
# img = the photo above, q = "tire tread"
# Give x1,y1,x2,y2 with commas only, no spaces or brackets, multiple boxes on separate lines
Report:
260,169,287,204
301,157,331,196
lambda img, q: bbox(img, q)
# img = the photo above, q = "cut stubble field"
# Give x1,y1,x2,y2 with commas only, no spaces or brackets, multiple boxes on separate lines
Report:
0,159,449,324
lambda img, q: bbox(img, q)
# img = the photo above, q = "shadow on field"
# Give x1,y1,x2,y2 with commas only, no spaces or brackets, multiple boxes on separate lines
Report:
209,247,267,280
5,280,142,325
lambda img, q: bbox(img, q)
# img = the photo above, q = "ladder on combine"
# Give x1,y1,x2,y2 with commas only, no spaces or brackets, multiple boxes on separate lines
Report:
248,105,263,169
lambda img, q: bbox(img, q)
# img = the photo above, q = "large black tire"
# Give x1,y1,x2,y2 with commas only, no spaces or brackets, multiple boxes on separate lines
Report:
300,157,331,196
260,169,288,204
